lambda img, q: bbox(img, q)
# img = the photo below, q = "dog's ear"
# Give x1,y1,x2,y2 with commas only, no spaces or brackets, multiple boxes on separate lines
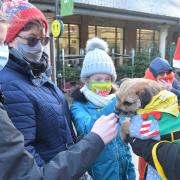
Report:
138,88,152,108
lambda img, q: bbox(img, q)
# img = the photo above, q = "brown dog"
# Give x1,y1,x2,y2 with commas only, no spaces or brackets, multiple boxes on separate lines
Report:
115,78,163,113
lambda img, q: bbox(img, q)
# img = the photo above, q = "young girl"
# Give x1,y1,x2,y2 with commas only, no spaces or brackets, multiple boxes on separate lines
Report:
71,37,136,180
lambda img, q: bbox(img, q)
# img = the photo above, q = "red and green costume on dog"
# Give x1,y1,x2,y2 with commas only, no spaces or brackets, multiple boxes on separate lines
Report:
129,90,180,179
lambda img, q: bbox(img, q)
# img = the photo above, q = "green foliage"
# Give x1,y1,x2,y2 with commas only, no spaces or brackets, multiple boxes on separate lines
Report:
63,66,81,82
134,51,150,77
149,42,161,60
116,46,160,79
167,42,176,66
116,64,133,78
116,52,149,79
65,67,81,82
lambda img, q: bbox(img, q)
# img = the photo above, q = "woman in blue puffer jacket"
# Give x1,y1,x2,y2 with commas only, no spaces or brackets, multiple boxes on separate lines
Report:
71,37,136,180
0,0,75,167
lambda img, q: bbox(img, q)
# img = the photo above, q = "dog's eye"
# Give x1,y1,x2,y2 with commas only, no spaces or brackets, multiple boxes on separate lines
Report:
123,101,132,106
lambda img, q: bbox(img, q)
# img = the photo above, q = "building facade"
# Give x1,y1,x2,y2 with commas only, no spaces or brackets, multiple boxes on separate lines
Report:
30,0,180,81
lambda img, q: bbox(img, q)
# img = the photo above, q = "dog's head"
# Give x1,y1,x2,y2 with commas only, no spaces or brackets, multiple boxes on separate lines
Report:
115,78,163,113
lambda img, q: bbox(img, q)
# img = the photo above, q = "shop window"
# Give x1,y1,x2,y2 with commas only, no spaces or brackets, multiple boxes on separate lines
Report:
136,29,159,52
88,26,123,53
88,26,96,39
60,24,80,55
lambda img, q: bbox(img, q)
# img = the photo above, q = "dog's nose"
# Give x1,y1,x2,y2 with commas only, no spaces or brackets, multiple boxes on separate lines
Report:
114,106,119,114
114,106,121,115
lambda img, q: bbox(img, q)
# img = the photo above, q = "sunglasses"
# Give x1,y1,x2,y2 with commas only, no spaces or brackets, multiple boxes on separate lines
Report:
17,35,50,47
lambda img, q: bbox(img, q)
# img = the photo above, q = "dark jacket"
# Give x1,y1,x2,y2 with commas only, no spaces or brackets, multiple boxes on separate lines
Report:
130,138,180,180
172,78,180,98
0,48,75,166
0,100,104,180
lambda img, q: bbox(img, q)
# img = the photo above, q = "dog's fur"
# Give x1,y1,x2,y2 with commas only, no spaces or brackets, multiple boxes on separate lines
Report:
115,78,163,113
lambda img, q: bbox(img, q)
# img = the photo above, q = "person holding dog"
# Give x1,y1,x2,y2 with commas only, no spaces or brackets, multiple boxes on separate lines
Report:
136,57,180,180
71,37,135,180
129,137,180,180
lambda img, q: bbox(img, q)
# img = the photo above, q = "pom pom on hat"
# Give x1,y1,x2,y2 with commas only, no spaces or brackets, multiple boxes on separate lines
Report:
1,0,48,43
173,38,180,68
80,37,117,82
86,37,109,53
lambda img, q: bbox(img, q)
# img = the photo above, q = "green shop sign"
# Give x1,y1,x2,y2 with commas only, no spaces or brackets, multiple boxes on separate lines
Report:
61,0,74,17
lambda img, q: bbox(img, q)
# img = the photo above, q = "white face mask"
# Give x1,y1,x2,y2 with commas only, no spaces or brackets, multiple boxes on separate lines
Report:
0,45,9,71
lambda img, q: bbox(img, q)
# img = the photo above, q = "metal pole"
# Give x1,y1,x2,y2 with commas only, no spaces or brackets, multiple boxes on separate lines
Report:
55,0,62,89
148,48,151,64
50,35,56,82
62,49,66,92
55,0,60,19
112,48,115,65
131,48,135,78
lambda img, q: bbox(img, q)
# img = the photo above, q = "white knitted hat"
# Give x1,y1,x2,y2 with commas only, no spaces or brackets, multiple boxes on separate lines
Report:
80,37,117,82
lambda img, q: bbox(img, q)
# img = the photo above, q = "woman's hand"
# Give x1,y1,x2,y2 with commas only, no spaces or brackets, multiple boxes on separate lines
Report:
157,80,172,91
91,113,118,144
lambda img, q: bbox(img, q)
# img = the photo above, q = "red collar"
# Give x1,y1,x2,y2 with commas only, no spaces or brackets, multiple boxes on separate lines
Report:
141,111,162,120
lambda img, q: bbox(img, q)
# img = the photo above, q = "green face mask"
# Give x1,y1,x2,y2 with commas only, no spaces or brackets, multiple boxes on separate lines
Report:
88,81,112,96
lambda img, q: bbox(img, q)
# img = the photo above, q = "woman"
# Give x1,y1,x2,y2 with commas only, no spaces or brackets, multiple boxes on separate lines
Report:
71,37,135,180
0,0,75,166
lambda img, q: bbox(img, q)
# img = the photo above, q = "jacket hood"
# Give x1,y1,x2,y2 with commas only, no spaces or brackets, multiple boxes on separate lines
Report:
149,57,172,77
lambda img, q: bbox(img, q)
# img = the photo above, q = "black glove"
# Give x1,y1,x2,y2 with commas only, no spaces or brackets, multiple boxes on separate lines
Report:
129,137,158,168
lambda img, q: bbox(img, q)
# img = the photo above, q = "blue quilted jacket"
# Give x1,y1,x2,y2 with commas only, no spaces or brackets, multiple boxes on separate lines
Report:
71,90,136,180
0,48,75,166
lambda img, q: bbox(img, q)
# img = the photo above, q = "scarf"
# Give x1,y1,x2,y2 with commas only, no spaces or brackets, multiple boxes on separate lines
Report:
80,85,115,107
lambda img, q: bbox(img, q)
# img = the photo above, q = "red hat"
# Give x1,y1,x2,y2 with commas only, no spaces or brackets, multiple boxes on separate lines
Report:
2,0,48,43
173,37,180,68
